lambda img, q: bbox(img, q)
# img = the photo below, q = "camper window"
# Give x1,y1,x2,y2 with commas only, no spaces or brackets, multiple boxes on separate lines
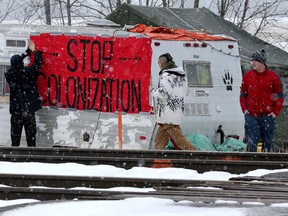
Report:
183,61,212,87
6,40,26,48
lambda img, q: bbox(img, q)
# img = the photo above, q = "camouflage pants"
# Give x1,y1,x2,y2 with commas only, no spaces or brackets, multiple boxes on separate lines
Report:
154,123,195,151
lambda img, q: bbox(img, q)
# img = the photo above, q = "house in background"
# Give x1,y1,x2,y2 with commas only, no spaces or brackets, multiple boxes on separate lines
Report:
106,3,288,71
106,3,288,151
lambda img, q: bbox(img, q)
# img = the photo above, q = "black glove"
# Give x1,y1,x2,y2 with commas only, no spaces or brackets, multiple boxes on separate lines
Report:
21,48,32,59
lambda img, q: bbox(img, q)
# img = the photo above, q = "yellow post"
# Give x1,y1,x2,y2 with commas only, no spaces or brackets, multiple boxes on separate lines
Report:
257,141,262,152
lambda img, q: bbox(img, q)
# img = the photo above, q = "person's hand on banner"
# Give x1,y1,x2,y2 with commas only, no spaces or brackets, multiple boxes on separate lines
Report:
28,40,36,52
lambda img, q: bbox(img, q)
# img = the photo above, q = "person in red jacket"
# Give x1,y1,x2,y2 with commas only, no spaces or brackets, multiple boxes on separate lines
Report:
240,49,283,152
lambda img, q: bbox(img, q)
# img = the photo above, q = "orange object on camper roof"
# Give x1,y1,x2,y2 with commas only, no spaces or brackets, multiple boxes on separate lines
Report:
128,24,235,41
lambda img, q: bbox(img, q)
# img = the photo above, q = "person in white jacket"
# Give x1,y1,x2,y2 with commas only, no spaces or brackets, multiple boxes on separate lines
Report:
151,53,196,151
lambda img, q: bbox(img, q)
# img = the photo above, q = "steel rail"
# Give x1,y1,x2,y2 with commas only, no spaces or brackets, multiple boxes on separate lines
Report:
0,173,288,190
1,147,288,161
1,147,288,173
1,186,287,204
1,154,288,173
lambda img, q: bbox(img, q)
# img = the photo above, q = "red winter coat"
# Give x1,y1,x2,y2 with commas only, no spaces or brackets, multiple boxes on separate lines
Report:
240,68,283,116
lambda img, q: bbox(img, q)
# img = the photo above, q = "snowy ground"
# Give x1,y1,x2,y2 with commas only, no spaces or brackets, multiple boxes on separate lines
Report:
0,162,288,216
0,4,288,215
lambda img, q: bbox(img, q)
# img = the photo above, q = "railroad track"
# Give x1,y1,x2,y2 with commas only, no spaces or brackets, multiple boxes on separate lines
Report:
1,147,288,174
0,173,288,205
1,147,288,206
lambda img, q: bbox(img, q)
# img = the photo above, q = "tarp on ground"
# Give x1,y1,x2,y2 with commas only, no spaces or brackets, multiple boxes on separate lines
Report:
165,133,247,151
165,133,216,151
214,137,247,152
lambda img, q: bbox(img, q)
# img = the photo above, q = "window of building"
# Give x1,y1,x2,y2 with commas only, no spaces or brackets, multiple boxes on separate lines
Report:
183,61,212,87
281,76,288,106
6,40,26,48
0,65,10,94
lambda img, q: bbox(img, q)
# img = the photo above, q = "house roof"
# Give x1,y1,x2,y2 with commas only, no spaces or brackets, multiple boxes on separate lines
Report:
106,3,288,69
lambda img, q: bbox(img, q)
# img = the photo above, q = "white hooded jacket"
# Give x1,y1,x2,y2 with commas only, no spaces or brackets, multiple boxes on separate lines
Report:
151,66,188,125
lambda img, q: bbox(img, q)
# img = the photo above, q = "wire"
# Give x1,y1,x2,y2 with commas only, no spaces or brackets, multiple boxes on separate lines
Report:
204,42,240,58
166,8,240,58
166,8,196,30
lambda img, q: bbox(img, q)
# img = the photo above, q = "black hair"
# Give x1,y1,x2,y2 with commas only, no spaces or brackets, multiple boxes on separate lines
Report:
159,53,173,62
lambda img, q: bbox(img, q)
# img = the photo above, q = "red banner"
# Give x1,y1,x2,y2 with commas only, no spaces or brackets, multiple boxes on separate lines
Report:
30,34,152,113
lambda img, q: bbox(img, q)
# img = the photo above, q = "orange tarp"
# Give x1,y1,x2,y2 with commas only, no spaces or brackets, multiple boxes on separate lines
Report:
128,24,235,41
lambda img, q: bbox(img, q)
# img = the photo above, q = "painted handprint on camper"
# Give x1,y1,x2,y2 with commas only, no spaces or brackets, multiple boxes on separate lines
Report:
222,71,233,91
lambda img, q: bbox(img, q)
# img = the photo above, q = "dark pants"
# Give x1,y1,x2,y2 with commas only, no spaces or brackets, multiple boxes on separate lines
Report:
11,113,37,147
244,114,275,152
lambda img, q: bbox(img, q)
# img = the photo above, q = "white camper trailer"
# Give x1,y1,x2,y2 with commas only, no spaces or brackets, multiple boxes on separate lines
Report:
0,23,244,149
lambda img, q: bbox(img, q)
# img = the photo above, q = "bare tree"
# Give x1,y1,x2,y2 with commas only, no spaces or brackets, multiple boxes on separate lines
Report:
144,0,161,6
221,0,288,36
116,0,122,8
55,0,78,26
2,0,287,44
0,1,16,23
217,0,238,17
88,0,160,15
66,0,72,26
54,0,66,25
51,0,94,26
12,0,45,24
237,0,249,29
251,1,288,38
44,0,51,25
215,0,288,51
90,0,125,15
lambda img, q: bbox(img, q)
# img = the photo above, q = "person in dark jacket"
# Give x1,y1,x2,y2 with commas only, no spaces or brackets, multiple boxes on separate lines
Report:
240,49,283,152
5,40,42,147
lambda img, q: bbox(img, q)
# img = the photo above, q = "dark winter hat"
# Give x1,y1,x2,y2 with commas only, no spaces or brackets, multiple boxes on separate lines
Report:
10,54,24,69
251,49,266,65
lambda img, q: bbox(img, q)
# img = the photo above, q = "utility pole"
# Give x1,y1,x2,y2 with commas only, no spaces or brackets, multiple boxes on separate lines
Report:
44,0,51,25
194,0,200,8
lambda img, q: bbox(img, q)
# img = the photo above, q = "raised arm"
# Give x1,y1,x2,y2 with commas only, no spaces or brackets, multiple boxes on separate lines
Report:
24,40,42,78
21,40,35,59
